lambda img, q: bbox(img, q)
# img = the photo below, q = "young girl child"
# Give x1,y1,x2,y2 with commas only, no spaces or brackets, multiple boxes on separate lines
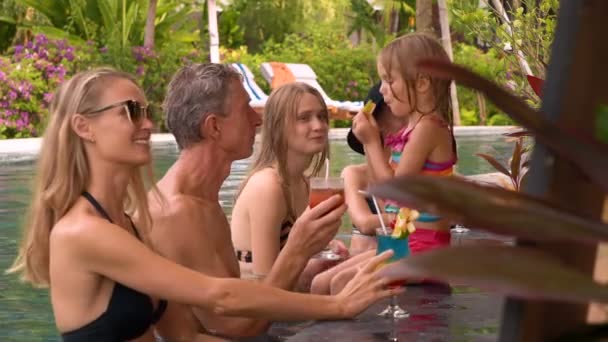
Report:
231,82,374,294
343,82,407,255
352,33,458,254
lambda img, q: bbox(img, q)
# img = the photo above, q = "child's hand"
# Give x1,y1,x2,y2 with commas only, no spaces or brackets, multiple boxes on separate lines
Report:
352,111,380,146
329,239,350,260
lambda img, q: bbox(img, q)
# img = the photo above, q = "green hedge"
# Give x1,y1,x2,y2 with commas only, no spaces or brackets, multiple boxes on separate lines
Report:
223,23,379,103
0,34,207,138
453,44,514,126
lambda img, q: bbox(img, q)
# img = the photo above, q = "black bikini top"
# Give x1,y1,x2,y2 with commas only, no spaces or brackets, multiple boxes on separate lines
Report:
61,191,167,341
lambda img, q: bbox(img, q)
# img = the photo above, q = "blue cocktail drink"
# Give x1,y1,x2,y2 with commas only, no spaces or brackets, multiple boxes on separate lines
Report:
376,228,410,318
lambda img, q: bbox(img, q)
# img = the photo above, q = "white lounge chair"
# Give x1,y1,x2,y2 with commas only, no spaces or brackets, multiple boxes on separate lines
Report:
230,63,268,109
259,62,363,113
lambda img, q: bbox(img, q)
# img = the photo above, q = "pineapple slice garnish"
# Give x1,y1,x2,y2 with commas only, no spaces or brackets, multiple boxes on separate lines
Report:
392,208,419,239
362,100,376,120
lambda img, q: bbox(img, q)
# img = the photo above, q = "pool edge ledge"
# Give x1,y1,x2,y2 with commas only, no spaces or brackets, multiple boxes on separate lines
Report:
0,126,519,155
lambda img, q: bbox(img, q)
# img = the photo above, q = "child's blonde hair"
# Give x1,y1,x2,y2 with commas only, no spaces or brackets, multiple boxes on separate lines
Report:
379,33,453,125
379,33,456,155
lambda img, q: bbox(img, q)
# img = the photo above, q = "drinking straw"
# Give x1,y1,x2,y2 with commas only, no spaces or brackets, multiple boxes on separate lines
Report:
325,158,330,180
358,190,389,235
371,195,389,235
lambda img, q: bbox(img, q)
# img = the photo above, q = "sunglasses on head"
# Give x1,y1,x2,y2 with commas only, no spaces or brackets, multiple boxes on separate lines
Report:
84,99,150,126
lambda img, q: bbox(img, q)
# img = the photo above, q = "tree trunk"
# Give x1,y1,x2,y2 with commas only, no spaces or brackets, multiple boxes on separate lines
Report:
476,91,487,125
512,0,521,11
437,0,461,126
349,29,362,46
143,0,158,49
390,9,400,34
416,0,434,34
491,0,533,76
207,0,220,63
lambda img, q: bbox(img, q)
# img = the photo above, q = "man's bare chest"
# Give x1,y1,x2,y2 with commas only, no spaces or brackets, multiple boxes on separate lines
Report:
196,217,240,278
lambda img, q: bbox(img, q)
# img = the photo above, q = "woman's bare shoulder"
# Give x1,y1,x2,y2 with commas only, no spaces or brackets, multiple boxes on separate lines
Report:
243,168,283,194
52,202,108,234
238,168,287,215
50,205,124,259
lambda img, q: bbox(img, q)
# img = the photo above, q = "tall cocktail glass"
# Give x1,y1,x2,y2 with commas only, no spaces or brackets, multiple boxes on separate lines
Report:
376,228,410,319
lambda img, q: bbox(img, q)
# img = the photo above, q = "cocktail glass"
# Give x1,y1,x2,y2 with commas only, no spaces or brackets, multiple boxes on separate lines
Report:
309,177,344,261
451,224,470,234
376,228,410,319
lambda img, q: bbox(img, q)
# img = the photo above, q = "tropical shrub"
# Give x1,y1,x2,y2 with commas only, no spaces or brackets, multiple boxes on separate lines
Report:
453,43,512,126
450,0,558,106
129,41,208,131
15,0,199,49
0,34,99,138
0,33,207,138
477,133,531,191
217,0,351,53
223,23,379,103
0,0,22,53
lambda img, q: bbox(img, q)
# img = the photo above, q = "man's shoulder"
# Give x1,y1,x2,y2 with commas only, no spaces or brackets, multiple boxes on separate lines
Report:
150,191,210,214
167,193,208,212
148,192,220,233
148,193,223,260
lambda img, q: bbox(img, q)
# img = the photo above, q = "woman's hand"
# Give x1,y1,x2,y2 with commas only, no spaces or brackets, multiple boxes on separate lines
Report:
285,195,347,259
304,240,349,274
334,250,404,318
352,111,381,146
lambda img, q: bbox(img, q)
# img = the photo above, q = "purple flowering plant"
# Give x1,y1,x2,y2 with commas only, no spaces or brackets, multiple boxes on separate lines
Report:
0,34,100,138
1,33,207,137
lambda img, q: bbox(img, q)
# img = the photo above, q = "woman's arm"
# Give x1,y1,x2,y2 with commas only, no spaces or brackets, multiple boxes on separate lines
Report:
244,170,346,287
221,170,347,336
244,171,288,276
58,222,396,321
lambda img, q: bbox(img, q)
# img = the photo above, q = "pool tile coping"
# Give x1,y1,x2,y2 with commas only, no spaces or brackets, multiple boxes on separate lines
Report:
0,126,518,155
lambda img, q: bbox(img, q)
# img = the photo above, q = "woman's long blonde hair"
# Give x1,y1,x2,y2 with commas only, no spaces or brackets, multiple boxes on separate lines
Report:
237,82,329,220
6,68,155,287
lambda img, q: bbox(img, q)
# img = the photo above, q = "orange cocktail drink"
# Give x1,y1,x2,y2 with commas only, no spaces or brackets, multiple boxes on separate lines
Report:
308,177,344,261
309,177,344,208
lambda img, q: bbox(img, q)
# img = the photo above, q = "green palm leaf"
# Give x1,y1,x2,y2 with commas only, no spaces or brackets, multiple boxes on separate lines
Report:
16,0,70,28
